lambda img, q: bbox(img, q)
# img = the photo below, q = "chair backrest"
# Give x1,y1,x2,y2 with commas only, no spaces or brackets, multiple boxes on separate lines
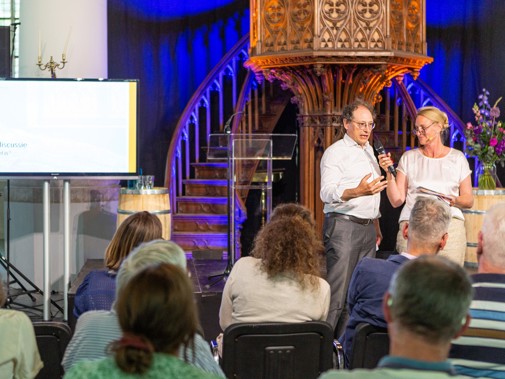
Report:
349,322,389,369
33,321,72,379
221,321,334,379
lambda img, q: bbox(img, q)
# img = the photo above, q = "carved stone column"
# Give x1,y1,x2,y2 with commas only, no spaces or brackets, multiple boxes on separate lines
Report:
247,0,433,232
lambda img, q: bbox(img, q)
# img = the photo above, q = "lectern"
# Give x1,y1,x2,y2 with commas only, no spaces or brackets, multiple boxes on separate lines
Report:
208,133,297,263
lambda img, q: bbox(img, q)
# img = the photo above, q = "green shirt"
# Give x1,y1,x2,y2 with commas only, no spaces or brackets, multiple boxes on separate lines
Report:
63,353,222,379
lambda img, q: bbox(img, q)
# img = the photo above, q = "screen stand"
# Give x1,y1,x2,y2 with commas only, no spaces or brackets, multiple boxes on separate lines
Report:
1,180,63,318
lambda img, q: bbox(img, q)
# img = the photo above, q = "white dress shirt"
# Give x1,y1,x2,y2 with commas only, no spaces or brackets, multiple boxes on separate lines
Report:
320,133,382,219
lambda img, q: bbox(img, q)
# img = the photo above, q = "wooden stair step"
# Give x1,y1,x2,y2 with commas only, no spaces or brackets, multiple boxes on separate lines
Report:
192,162,228,179
173,213,228,233
182,179,227,196
176,196,228,214
171,231,228,252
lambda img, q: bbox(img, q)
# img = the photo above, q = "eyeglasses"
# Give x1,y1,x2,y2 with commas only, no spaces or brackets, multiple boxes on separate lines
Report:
413,121,437,135
350,120,375,130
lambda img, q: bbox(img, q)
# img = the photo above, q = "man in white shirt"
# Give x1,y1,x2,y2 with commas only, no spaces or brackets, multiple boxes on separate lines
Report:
320,98,387,337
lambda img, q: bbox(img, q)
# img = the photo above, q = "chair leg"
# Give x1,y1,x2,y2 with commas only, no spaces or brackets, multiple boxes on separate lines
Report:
333,339,345,369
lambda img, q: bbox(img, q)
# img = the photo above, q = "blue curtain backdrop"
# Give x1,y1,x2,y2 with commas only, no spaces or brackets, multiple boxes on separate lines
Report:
107,0,504,184
107,0,249,183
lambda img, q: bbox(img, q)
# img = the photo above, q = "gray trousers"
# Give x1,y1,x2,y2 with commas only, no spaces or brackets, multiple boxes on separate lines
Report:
323,214,376,337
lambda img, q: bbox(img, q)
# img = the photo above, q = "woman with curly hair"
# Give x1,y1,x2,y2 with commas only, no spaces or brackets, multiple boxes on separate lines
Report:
219,204,330,330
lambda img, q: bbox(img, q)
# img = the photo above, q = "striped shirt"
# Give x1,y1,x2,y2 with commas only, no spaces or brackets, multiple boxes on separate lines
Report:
450,273,505,378
62,310,225,377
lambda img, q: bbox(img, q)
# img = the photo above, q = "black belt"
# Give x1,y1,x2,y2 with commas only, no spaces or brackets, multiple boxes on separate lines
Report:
326,212,374,225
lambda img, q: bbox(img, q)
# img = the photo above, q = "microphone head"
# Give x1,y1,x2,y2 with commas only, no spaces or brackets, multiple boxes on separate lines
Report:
373,138,386,155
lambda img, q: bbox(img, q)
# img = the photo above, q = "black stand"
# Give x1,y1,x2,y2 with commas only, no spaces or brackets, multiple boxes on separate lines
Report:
207,129,234,288
1,180,63,314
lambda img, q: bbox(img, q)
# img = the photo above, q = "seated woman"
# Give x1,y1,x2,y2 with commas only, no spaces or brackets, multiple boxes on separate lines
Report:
219,212,330,330
0,277,43,378
73,211,162,318
64,263,221,378
63,240,224,377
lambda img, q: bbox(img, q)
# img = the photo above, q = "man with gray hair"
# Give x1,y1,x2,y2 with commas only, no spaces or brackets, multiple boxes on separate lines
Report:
321,255,474,378
340,197,452,366
62,239,224,377
450,202,505,377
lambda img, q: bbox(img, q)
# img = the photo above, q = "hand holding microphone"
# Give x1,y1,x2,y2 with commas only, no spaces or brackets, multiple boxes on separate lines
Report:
373,137,397,178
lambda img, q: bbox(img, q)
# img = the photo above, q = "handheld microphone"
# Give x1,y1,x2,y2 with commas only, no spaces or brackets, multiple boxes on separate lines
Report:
223,111,244,134
373,137,397,178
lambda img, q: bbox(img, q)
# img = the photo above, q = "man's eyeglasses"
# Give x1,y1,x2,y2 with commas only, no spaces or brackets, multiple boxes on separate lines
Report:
413,121,437,135
350,120,375,130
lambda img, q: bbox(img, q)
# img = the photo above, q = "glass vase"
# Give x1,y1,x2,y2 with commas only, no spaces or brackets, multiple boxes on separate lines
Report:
477,162,497,190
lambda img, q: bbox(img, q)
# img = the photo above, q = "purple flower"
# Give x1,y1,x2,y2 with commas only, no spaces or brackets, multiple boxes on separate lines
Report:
490,137,498,147
491,107,501,118
497,140,505,156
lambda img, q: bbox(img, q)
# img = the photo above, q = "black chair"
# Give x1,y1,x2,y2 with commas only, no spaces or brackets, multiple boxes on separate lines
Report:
33,321,72,379
349,322,389,369
221,321,334,379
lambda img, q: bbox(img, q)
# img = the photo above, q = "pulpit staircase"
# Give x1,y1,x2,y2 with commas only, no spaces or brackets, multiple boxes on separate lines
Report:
164,35,292,256
164,33,469,257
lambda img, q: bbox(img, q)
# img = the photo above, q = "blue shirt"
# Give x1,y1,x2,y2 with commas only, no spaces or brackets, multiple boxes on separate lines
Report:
73,269,117,318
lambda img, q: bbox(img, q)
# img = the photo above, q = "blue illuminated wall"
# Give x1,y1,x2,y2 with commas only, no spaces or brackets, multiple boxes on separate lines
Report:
107,0,249,183
422,0,505,123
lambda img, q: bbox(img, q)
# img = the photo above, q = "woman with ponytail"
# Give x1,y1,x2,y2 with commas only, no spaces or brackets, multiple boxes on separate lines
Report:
64,263,221,378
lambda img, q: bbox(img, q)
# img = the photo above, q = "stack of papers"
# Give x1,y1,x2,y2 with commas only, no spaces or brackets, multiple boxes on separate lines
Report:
417,186,453,205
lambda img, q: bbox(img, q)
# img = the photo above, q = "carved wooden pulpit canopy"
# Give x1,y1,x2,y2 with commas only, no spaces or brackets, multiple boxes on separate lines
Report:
246,0,433,231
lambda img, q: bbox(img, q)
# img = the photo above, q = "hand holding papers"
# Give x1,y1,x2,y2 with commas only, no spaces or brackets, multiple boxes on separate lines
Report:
417,186,455,206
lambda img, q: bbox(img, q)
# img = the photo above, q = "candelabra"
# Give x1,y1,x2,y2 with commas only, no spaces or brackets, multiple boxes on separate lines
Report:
36,54,67,79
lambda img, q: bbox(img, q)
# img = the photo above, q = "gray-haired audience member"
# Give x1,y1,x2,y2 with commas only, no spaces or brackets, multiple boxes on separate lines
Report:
320,255,474,379
340,197,451,366
62,239,224,377
450,202,505,377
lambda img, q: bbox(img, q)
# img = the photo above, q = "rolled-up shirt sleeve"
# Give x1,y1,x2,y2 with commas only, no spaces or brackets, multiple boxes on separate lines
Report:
320,146,346,204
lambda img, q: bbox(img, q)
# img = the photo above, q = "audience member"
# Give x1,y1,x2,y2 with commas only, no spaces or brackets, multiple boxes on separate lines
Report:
0,277,43,378
269,202,315,227
450,202,505,377
219,215,330,331
73,211,162,318
341,197,451,366
320,255,474,378
64,263,221,378
63,240,224,377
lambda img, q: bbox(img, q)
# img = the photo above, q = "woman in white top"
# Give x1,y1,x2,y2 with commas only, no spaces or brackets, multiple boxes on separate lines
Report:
219,205,330,330
0,277,43,379
378,106,474,265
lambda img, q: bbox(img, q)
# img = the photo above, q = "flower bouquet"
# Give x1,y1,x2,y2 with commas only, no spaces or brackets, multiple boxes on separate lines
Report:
465,89,505,189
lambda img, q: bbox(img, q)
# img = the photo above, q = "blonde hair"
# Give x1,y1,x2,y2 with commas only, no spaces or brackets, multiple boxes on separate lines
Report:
417,106,449,130
115,239,187,297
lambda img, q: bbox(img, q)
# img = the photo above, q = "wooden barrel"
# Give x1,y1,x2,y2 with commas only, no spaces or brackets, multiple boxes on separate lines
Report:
463,188,505,264
117,187,171,239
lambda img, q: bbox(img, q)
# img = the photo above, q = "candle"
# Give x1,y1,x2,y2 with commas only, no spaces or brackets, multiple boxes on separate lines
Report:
38,31,41,59
63,27,72,56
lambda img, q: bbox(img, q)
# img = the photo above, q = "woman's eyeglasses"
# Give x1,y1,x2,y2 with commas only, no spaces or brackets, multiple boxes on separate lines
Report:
413,121,437,135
